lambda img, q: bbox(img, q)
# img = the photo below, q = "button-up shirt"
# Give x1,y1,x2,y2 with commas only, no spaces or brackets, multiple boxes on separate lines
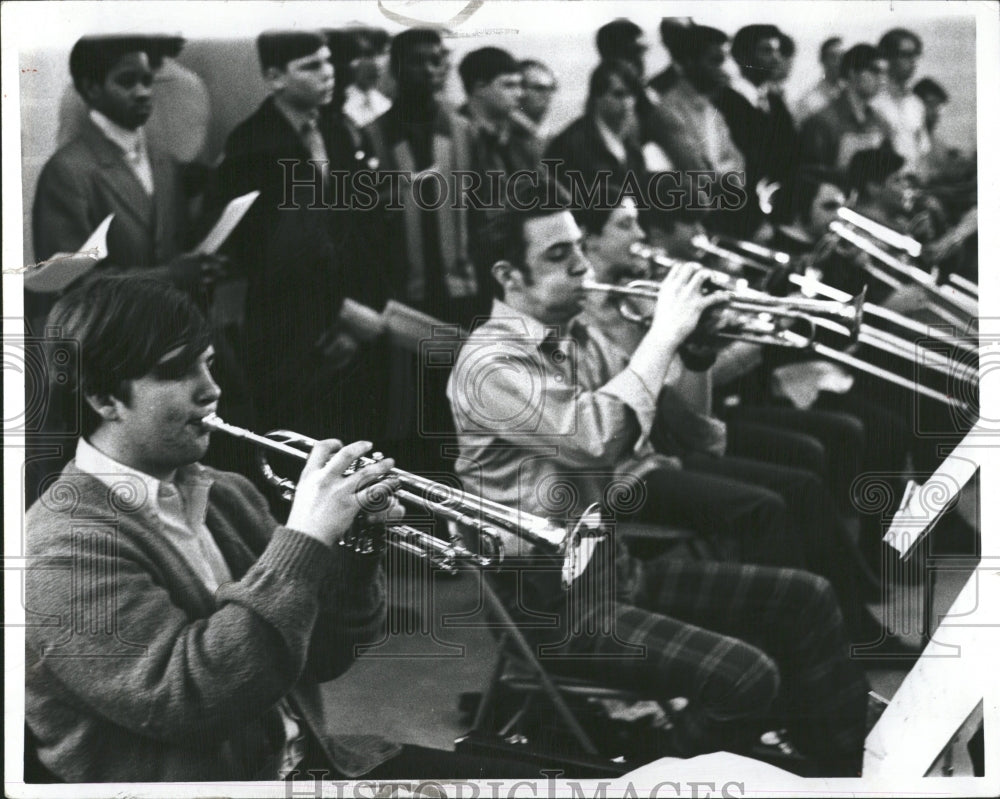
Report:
343,84,391,129
73,437,305,779
89,109,154,195
447,299,678,545
872,84,930,168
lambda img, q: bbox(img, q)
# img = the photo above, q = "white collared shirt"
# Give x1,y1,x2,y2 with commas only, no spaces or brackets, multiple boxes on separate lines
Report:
342,84,391,128
74,437,306,777
89,109,155,195
729,73,771,112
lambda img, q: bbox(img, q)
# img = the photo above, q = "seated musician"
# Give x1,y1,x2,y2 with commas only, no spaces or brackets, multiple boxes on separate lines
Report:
574,195,908,649
446,182,870,775
23,276,536,782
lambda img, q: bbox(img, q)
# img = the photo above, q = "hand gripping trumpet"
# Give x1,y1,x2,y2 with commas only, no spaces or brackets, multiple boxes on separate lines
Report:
584,242,866,347
201,414,607,587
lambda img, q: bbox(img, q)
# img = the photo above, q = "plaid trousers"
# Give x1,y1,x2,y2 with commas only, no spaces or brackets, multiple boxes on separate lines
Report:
500,540,869,775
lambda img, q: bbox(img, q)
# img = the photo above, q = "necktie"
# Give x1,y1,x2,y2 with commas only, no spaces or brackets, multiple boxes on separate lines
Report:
301,119,329,186
126,135,155,195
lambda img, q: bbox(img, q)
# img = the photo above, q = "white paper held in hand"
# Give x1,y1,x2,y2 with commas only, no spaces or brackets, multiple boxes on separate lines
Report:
23,213,114,293
195,190,260,254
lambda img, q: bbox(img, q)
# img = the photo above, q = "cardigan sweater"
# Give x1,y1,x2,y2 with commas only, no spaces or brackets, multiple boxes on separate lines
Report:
24,461,397,782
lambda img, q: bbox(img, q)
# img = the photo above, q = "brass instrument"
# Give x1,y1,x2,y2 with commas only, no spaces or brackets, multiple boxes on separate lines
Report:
201,414,606,587
829,208,977,326
587,248,866,347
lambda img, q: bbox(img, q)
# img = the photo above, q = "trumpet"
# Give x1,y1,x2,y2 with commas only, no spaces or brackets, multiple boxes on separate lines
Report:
201,414,607,587
584,264,866,348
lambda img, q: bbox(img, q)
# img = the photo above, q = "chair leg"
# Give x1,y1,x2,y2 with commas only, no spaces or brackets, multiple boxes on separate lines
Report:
480,580,600,756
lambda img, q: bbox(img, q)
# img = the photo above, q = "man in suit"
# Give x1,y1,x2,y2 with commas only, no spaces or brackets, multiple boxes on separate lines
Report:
33,35,221,286
713,24,800,232
214,30,391,444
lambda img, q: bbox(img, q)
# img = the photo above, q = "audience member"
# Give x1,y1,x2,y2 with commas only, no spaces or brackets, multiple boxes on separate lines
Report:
794,37,844,122
512,59,558,142
213,30,390,443
341,27,392,128
873,29,928,170
799,44,892,176
715,24,800,230
57,35,212,166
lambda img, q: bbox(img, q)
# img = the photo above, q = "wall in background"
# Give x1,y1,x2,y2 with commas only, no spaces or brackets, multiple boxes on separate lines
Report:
16,2,978,262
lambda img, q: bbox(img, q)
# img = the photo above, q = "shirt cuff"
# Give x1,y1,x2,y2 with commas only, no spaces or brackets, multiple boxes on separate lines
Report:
601,366,659,451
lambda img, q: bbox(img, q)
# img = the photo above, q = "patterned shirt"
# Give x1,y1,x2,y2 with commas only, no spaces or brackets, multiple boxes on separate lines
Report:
447,299,679,548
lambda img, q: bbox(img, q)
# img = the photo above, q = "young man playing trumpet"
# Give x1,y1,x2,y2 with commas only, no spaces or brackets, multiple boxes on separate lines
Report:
446,181,870,775
23,276,536,782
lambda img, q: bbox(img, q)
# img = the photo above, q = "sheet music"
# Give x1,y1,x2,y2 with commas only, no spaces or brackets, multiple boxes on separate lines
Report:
22,213,113,292
883,431,980,556
194,190,259,254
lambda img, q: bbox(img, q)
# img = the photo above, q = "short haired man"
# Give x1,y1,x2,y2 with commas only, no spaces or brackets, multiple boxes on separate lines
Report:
799,44,893,176
714,24,800,230
651,25,742,175
512,59,558,142
446,184,869,776
647,17,695,99
596,18,648,76
341,27,392,128
794,37,844,122
911,77,955,179
872,28,929,171
213,30,390,442
24,276,398,781
33,36,223,288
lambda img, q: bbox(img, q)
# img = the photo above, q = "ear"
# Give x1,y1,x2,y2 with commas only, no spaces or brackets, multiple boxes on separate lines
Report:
80,77,103,106
262,65,286,92
83,392,122,424
491,260,523,292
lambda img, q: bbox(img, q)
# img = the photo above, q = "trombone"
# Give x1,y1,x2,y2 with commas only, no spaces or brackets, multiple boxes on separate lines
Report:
201,414,606,587
829,208,977,326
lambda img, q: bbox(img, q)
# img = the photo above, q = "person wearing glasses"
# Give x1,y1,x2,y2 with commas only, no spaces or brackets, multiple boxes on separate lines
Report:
872,29,928,171
512,58,558,143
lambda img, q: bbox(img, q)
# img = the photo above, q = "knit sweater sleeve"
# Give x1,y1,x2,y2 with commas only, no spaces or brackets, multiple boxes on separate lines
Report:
24,469,380,744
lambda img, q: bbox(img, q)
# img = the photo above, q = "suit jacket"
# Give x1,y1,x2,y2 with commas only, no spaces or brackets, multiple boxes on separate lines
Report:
32,116,187,268
545,115,648,200
213,97,392,438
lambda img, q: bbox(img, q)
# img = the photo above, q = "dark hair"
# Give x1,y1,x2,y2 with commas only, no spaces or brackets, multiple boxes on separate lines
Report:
458,47,520,94
778,32,796,58
913,76,948,103
839,44,883,79
480,180,573,285
256,30,326,73
846,147,905,197
787,167,843,224
659,17,695,58
69,35,156,96
46,276,212,436
596,19,644,61
585,59,641,116
878,28,923,58
730,24,782,67
350,26,390,56
675,25,728,67
519,59,552,75
819,36,843,61
389,28,443,73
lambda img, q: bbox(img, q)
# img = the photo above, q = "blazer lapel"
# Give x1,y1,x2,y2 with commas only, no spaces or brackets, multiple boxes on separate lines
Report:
80,120,154,232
